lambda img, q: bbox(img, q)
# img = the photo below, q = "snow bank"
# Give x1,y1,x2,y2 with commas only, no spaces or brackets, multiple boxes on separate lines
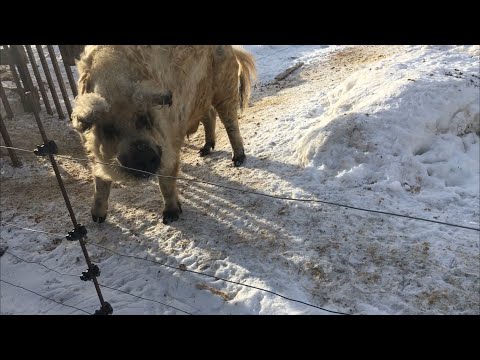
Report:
243,45,336,83
296,46,480,205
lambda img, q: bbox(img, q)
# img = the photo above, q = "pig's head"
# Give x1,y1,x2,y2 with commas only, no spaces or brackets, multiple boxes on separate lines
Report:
71,74,173,182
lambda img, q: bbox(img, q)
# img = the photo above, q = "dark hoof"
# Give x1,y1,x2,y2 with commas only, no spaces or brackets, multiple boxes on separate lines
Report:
232,152,246,167
92,213,106,223
199,142,215,157
162,209,180,225
199,147,211,157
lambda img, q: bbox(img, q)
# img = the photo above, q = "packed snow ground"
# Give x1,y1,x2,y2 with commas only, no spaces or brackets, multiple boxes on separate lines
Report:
1,45,479,315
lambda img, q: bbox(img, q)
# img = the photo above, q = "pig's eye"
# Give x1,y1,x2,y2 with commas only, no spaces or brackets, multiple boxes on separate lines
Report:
102,124,119,139
135,114,152,130
76,119,92,132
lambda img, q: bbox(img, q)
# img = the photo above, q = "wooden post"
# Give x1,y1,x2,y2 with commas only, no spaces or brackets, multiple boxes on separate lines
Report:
11,45,40,113
0,113,22,167
274,62,304,81
36,45,65,119
58,46,78,98
6,46,26,110
25,45,53,115
58,45,85,66
0,80,13,119
47,45,72,116
0,46,13,65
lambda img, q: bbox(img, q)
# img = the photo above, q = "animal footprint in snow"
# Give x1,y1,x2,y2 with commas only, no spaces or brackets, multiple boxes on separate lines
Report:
306,105,324,118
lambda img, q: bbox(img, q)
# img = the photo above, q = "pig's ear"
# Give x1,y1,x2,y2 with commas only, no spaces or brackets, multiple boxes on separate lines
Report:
78,71,93,95
133,80,172,107
71,93,110,132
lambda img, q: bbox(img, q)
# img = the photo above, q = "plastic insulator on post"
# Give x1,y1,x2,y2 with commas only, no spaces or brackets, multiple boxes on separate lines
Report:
66,225,87,241
34,140,58,156
94,302,113,315
80,264,100,281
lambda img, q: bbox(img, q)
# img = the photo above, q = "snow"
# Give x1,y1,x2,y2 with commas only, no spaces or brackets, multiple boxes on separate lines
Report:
1,45,479,315
295,46,480,209
242,45,337,83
